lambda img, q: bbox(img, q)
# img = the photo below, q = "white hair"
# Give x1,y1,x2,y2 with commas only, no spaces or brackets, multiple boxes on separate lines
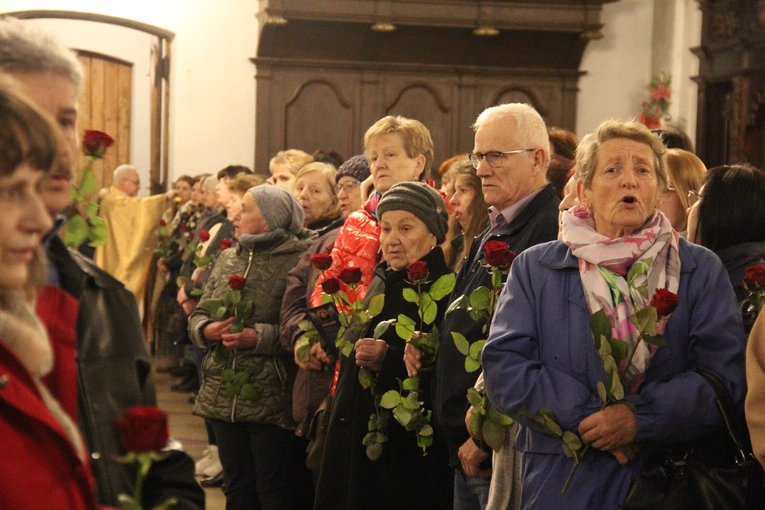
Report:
472,103,551,169
113,164,137,183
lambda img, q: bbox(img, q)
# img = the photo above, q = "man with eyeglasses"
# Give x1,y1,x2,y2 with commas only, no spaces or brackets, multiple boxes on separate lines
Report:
407,103,560,509
96,163,177,315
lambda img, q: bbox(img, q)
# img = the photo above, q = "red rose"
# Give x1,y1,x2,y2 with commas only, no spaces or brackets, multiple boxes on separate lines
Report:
158,219,166,227
745,264,765,288
199,230,211,242
310,253,333,271
483,240,516,270
113,406,168,452
82,129,114,159
180,224,188,233
650,288,680,318
229,274,246,290
325,244,335,254
220,239,233,251
188,232,195,240
339,267,362,285
322,278,341,295
407,261,429,282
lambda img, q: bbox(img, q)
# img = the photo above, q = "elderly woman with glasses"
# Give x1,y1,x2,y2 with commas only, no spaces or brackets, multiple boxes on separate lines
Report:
482,120,745,508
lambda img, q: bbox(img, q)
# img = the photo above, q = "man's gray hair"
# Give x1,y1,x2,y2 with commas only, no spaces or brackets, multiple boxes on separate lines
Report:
0,18,83,92
113,164,137,183
472,103,551,170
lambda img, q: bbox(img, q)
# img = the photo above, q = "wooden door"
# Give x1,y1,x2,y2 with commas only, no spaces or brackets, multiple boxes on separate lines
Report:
75,50,132,190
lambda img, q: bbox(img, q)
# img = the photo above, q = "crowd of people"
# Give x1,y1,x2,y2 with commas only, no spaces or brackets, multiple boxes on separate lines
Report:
2,16,765,510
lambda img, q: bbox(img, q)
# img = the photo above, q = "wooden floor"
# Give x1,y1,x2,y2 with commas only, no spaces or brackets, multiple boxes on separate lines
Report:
154,361,225,510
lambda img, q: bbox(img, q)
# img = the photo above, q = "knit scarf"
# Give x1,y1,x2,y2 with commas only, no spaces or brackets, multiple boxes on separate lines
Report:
561,205,681,393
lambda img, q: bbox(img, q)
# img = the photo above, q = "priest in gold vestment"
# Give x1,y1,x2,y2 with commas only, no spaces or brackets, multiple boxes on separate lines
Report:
95,164,175,317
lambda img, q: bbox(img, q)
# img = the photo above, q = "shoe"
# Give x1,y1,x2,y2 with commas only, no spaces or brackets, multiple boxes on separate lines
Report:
202,457,223,479
195,445,218,476
171,372,199,393
200,470,224,488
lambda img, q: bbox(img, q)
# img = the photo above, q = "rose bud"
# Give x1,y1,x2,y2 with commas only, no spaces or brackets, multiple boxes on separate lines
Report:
310,253,333,271
229,274,246,290
322,278,341,295
199,230,211,242
158,219,166,227
82,129,115,159
220,239,233,251
180,224,188,233
188,233,195,240
113,406,168,452
650,288,680,318
745,264,765,288
483,240,516,270
407,261,429,282
338,267,362,285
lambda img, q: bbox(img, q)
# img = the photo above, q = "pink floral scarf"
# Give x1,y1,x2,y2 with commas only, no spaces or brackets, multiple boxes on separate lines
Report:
561,205,680,393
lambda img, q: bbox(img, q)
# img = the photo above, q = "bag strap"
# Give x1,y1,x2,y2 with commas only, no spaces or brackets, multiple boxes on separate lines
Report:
696,368,749,467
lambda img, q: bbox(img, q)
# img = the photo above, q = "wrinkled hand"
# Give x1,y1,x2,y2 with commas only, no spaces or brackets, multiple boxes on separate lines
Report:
609,444,641,466
176,286,197,315
191,267,203,282
360,175,374,202
221,327,258,349
157,257,168,272
203,317,236,341
404,343,422,378
294,339,332,371
578,403,638,457
465,406,479,439
458,438,491,478
354,338,388,372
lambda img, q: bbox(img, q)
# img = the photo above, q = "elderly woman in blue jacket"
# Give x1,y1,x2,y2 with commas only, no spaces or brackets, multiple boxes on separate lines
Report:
482,120,746,508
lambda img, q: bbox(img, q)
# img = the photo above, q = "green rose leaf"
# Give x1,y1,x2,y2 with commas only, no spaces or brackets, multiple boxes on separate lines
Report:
562,431,583,451
609,370,625,401
420,294,437,325
216,306,228,319
367,294,385,317
234,370,250,385
642,333,667,347
400,394,419,410
212,343,227,363
541,415,563,437
366,443,383,461
79,168,98,197
590,309,612,344
357,367,373,390
608,338,628,363
419,424,434,437
87,218,108,247
229,319,244,334
430,273,456,301
469,409,483,437
487,404,514,426
482,419,506,452
239,383,259,401
237,301,253,321
401,377,420,391
469,340,486,361
295,336,311,363
452,332,470,356
597,381,608,403
467,387,484,408
189,288,204,297
468,308,486,322
379,390,401,409
402,288,419,303
469,286,492,311
63,215,89,248
445,294,470,315
372,318,395,339
393,405,413,426
321,294,332,305
465,357,481,373
227,289,241,306
632,305,658,337
199,299,225,317
298,319,315,332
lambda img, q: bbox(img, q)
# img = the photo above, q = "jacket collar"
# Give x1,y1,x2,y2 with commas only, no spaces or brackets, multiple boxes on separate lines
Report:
488,183,558,239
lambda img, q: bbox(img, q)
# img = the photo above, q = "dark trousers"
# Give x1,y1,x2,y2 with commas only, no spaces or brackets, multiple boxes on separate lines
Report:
212,420,313,510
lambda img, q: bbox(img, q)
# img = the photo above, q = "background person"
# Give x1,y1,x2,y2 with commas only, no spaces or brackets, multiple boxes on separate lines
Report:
659,148,706,236
268,149,313,190
482,120,745,508
293,161,342,234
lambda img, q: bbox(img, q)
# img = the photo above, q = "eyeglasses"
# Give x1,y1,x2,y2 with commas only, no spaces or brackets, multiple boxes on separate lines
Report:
468,149,535,169
688,189,702,203
336,180,361,194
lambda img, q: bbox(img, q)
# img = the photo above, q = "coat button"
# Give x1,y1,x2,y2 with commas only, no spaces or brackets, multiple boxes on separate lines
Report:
0,374,8,388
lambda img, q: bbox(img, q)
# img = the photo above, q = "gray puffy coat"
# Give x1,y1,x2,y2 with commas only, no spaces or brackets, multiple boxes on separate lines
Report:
189,230,315,429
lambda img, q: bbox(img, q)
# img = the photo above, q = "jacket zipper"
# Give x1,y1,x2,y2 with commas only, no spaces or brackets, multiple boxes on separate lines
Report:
230,249,256,423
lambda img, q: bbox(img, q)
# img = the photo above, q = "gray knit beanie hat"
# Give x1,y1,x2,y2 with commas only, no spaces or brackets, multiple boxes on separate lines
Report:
336,155,371,183
377,182,448,244
248,185,304,234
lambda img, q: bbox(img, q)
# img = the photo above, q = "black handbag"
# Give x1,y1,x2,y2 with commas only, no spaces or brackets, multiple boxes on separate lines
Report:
623,369,765,510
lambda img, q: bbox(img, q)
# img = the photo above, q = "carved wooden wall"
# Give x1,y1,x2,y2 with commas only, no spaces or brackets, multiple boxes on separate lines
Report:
694,0,765,169
253,2,614,175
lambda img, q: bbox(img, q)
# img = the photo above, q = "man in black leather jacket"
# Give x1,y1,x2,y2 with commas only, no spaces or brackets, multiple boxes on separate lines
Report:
0,19,203,509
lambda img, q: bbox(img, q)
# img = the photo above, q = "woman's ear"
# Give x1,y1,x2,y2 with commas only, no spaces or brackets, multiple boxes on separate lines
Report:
576,179,590,209
414,154,426,180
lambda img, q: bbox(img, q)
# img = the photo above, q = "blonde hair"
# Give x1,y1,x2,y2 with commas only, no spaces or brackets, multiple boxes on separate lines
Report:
576,119,668,191
294,162,340,222
269,149,313,175
363,116,435,178
227,173,265,196
665,149,707,210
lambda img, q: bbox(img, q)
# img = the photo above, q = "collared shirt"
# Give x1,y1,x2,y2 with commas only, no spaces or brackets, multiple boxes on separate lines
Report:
488,186,545,231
